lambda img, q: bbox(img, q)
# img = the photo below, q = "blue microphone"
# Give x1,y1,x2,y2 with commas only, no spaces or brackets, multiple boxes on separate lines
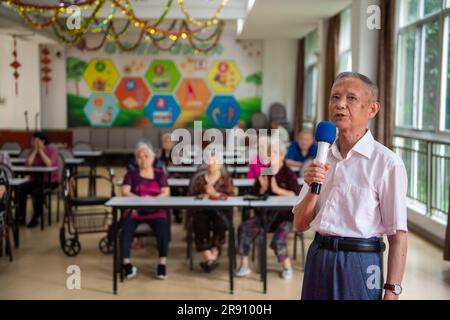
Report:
311,121,337,194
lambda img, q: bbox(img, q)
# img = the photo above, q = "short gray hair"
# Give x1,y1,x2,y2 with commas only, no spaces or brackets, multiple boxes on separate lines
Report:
135,141,155,157
161,133,172,142
269,137,287,156
333,72,379,102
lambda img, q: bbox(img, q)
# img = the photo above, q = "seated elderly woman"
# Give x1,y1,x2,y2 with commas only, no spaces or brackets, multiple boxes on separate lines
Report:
236,139,301,280
18,131,60,228
156,133,175,167
190,154,235,272
121,142,170,280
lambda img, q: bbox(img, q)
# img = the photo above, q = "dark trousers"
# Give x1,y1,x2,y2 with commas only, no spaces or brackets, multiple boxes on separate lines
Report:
301,236,383,300
122,217,169,258
192,210,229,252
18,180,58,221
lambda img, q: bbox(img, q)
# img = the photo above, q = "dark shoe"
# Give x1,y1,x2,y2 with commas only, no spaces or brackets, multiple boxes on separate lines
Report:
156,264,167,280
200,260,219,273
123,263,138,279
27,218,39,228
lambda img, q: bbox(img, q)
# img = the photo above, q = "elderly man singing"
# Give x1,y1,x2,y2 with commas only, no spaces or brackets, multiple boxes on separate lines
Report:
293,72,408,300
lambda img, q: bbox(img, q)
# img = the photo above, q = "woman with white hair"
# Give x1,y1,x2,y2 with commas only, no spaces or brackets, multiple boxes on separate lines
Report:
236,139,301,279
121,142,170,279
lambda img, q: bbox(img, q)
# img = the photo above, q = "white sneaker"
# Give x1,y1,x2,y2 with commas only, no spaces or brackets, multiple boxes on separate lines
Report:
280,268,292,280
235,266,251,277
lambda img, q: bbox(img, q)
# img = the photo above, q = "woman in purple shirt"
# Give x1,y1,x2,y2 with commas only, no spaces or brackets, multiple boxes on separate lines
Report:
121,142,170,280
18,132,60,228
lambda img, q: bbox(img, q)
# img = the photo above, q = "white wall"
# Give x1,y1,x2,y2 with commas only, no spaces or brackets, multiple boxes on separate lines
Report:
261,39,298,128
0,36,41,130
40,44,67,129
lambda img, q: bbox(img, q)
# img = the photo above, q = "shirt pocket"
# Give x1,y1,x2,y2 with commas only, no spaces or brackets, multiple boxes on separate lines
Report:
333,184,379,235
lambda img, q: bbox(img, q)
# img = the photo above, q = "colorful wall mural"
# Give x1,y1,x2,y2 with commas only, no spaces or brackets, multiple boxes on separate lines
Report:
66,28,262,129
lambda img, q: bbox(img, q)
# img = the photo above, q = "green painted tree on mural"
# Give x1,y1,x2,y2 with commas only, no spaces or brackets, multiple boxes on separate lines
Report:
66,57,87,96
245,71,262,96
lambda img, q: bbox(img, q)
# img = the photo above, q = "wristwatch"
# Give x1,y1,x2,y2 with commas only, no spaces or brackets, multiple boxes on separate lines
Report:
383,283,402,295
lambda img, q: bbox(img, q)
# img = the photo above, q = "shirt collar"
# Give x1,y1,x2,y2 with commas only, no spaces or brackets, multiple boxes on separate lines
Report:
331,129,375,160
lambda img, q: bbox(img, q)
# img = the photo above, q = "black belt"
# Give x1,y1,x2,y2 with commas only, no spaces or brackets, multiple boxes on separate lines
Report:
315,233,386,253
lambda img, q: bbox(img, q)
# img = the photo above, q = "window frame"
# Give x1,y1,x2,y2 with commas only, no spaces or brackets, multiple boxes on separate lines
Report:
394,0,450,139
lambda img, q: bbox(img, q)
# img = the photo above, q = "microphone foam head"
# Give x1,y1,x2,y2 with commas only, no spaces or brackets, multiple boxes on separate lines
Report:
315,121,337,144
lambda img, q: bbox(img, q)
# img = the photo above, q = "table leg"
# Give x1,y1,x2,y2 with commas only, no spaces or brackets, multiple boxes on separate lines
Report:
113,207,118,295
94,157,97,196
228,215,235,294
14,185,20,248
262,209,268,294
48,172,52,226
40,175,45,231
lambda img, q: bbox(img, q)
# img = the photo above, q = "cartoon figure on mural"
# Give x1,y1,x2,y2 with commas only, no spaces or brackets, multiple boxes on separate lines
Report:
184,81,197,101
152,64,170,89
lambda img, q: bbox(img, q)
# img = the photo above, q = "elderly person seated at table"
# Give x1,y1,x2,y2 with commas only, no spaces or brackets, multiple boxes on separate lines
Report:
247,134,270,179
190,154,235,272
18,131,60,228
121,142,171,280
285,130,317,170
156,133,175,167
236,139,301,279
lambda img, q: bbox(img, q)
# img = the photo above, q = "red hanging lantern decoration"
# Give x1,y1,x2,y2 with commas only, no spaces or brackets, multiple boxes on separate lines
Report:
10,36,21,96
40,46,52,95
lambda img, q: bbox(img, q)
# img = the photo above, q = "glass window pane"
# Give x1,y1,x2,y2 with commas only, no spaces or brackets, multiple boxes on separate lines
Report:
421,19,440,130
339,7,351,54
303,66,317,122
400,0,419,26
305,29,319,68
396,30,416,127
423,0,442,16
338,51,352,73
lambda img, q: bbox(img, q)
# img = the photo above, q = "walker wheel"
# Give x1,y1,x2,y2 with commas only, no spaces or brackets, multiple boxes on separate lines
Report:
61,238,81,257
98,236,113,254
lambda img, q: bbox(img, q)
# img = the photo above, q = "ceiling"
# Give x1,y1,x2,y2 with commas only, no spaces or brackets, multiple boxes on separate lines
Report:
0,0,353,42
239,0,352,39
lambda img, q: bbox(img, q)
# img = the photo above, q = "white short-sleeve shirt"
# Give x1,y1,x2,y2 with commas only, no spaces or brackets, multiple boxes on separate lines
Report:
293,130,408,238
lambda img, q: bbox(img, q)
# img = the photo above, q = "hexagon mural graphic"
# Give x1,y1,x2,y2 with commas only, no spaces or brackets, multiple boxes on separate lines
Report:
176,78,211,112
207,60,241,93
114,77,151,110
145,60,181,93
145,95,180,127
83,59,119,92
83,93,119,127
206,96,241,128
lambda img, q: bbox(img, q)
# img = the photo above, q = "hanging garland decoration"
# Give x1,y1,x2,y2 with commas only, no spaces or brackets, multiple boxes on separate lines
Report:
186,21,224,53
4,0,98,11
40,46,52,95
3,0,228,53
88,3,117,32
10,36,21,96
178,0,227,28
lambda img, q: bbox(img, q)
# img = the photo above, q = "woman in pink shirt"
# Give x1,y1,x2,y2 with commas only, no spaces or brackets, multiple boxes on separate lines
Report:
18,132,60,228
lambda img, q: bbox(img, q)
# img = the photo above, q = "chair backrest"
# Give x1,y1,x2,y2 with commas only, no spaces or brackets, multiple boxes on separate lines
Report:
18,149,30,160
251,112,268,130
0,151,11,167
0,164,13,221
73,142,93,152
59,148,74,160
1,142,21,152
269,103,287,122
187,169,207,196
57,152,66,184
